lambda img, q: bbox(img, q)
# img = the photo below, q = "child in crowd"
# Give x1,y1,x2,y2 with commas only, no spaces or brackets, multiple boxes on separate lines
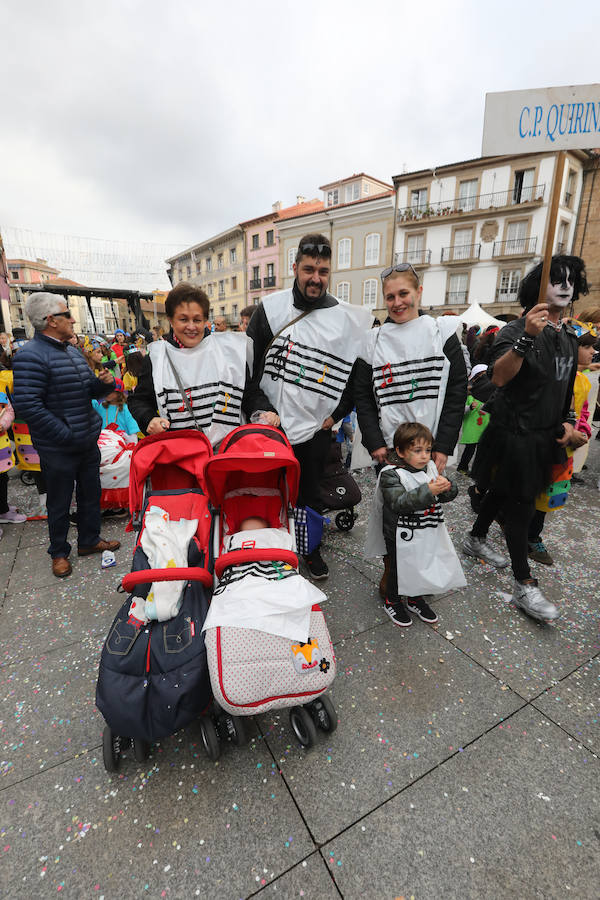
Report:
0,383,27,535
457,364,491,475
122,348,145,392
92,378,140,440
373,422,465,627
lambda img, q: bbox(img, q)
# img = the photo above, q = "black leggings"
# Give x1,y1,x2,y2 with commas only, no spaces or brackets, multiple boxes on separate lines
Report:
458,444,477,470
471,490,534,582
0,472,8,514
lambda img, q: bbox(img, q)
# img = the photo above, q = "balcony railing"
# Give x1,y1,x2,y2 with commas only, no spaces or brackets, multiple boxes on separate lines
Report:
495,289,519,302
394,249,432,266
398,184,546,222
492,236,537,258
441,243,481,263
263,276,276,288
249,278,261,290
445,291,468,305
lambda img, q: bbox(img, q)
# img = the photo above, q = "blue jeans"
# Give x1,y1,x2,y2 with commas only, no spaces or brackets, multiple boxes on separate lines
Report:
39,444,102,558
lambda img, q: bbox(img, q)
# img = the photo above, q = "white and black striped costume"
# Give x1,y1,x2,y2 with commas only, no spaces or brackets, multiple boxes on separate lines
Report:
360,316,460,450
148,333,250,448
259,291,372,445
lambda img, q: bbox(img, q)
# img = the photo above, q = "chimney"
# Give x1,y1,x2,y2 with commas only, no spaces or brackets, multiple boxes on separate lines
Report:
296,195,306,204
272,201,282,213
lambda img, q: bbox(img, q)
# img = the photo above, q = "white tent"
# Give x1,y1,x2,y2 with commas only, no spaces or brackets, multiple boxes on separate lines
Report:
455,302,506,330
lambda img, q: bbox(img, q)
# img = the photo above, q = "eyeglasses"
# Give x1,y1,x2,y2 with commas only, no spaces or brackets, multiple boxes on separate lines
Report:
47,310,73,320
298,243,332,258
380,263,419,284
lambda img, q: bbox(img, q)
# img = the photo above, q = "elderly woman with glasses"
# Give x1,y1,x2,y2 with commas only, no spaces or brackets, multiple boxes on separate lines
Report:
356,264,468,596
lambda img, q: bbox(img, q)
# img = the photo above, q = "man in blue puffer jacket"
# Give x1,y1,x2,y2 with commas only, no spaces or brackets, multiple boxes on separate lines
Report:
13,292,121,578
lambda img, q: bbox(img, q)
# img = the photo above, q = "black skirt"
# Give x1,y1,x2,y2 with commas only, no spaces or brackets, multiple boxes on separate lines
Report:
472,420,565,503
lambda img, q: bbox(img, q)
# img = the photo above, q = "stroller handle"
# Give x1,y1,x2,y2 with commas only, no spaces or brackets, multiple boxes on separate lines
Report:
214,549,299,579
121,567,212,591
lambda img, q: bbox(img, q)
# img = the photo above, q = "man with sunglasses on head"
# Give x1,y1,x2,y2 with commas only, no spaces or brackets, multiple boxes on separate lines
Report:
247,233,372,580
13,292,120,578
356,264,467,598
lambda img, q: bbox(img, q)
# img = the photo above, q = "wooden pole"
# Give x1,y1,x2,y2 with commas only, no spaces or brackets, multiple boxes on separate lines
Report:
537,150,567,304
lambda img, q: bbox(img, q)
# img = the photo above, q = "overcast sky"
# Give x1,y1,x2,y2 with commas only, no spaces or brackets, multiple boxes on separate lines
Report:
1,0,599,288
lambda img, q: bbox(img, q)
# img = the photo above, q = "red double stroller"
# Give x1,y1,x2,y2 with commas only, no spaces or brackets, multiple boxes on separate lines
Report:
203,425,337,754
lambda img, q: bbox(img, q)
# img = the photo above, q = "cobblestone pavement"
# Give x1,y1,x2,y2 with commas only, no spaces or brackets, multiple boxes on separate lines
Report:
1,437,599,899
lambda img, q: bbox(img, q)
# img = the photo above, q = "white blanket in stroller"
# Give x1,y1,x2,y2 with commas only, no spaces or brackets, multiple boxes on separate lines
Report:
128,506,199,625
202,528,324,642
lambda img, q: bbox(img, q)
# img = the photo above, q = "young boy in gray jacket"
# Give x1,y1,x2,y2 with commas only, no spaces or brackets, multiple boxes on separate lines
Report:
379,422,464,627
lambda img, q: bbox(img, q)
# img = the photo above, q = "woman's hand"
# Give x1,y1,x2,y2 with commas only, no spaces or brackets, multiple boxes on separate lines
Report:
147,417,170,435
371,447,388,464
260,412,280,428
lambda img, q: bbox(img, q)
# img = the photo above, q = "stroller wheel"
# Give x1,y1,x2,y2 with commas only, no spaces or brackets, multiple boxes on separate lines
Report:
200,716,221,761
20,471,36,487
289,706,317,748
222,714,248,746
310,695,338,734
133,738,150,763
102,725,122,772
335,510,354,532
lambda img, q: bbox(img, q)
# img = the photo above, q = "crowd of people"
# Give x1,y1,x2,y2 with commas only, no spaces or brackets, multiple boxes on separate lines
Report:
1,236,596,628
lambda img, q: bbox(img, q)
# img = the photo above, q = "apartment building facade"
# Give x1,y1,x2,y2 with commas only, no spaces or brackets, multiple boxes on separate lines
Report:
166,226,246,325
277,174,394,319
392,151,586,318
572,150,600,315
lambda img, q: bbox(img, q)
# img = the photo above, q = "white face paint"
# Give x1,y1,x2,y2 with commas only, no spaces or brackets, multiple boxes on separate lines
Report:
546,266,574,308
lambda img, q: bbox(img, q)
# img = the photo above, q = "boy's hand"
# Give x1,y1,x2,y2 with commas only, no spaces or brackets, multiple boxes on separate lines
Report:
429,475,451,495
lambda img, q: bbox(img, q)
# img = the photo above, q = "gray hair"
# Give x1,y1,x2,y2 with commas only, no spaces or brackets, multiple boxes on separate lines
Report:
24,292,66,331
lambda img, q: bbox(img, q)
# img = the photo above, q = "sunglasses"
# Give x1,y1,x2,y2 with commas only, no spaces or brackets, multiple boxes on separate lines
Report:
299,242,331,257
380,263,419,284
48,310,73,320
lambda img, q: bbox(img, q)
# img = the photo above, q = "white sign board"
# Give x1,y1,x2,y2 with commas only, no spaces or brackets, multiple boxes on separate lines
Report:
482,84,600,155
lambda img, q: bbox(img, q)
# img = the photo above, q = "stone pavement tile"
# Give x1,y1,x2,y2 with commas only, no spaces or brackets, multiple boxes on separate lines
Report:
0,730,315,899
254,851,339,898
443,563,600,701
260,623,523,844
0,526,23,556
17,519,48,550
0,548,16,585
1,633,106,785
0,575,124,668
533,656,600,753
309,552,386,645
323,706,600,900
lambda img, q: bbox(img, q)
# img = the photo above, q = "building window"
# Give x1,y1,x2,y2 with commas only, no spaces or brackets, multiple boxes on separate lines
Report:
556,220,568,254
217,254,224,269
327,189,339,207
345,183,360,203
365,233,380,266
410,187,427,211
564,170,576,208
231,276,237,291
363,183,370,195
363,279,377,307
207,283,213,297
252,265,260,281
448,273,469,305
10,270,19,280
206,257,212,272
220,306,225,316
178,268,183,282
266,262,274,278
453,227,474,260
406,233,424,264
186,265,191,278
506,220,528,254
252,234,259,250
337,282,350,302
498,269,521,301
458,179,478,211
513,168,535,203
232,304,238,318
337,238,351,269
218,280,225,296
288,247,297,275
196,261,202,274
266,229,274,246
230,248,237,264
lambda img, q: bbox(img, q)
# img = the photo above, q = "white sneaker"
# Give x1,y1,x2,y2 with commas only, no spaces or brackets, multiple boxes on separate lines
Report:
511,579,558,622
0,509,27,524
462,533,509,568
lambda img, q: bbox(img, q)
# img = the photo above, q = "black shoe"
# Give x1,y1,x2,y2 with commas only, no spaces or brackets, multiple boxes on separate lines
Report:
304,548,329,580
383,597,412,627
406,596,439,624
571,474,585,485
101,508,129,518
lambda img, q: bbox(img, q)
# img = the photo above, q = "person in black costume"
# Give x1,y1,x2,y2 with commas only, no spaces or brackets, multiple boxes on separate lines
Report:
462,255,589,622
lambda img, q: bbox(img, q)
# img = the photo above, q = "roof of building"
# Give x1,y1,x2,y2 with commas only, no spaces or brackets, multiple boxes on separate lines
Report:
277,198,324,220
7,258,60,273
47,277,85,287
277,190,394,224
319,173,393,191
392,150,589,182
